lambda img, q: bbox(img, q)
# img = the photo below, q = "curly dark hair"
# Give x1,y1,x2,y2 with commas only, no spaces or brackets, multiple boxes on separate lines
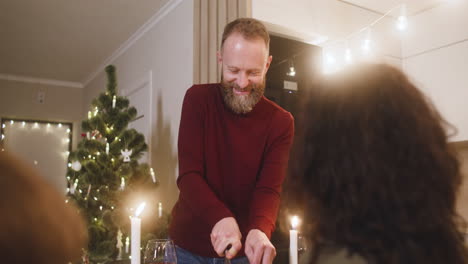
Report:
294,63,468,263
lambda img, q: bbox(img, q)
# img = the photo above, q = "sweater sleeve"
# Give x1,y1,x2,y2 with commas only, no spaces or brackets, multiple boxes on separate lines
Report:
247,111,295,238
176,86,234,229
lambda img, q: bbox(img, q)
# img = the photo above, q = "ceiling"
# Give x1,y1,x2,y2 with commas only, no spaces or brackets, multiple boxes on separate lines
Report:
0,0,444,87
341,0,444,15
0,0,169,85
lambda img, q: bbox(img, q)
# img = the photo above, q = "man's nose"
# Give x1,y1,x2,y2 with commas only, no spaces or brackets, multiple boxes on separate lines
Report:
236,73,249,89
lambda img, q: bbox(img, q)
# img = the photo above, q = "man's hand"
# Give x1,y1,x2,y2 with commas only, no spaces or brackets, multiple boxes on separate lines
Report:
244,229,276,264
210,217,242,259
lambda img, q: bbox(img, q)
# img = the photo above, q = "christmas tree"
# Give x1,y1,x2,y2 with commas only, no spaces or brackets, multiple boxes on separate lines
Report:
66,65,168,263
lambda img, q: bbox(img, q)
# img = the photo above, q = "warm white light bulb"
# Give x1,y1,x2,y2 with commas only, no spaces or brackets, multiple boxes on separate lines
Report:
287,67,296,77
345,48,352,64
326,53,336,65
397,15,408,31
362,38,371,52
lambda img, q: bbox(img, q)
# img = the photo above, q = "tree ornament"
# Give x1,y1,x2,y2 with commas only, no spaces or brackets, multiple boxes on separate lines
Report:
91,130,102,139
121,149,132,162
71,160,82,171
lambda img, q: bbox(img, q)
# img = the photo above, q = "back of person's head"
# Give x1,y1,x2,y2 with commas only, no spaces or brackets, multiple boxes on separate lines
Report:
0,152,88,264
295,63,468,263
221,17,270,52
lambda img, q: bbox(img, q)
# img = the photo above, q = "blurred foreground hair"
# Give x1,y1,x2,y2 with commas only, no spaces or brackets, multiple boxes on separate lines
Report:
294,63,468,263
0,152,88,264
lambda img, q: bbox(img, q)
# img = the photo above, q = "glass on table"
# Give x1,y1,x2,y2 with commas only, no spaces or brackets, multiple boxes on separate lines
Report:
143,239,177,264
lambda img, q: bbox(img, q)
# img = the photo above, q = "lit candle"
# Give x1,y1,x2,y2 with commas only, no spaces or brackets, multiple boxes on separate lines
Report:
106,143,110,154
131,202,146,264
290,215,299,264
112,95,117,108
158,202,162,218
125,236,130,254
150,168,156,183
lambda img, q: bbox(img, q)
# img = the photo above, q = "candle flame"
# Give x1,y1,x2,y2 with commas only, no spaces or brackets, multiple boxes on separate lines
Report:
135,202,146,217
291,215,300,230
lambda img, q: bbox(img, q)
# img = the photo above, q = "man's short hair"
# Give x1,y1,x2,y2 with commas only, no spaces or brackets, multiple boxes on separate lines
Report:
221,18,270,52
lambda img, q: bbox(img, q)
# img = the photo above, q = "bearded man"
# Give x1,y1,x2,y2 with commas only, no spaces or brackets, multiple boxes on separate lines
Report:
169,18,294,264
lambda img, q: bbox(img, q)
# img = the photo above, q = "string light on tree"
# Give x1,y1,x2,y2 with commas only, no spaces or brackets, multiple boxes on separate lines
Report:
397,4,408,31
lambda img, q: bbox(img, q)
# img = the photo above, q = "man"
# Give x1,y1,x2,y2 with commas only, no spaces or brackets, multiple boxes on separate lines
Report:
169,18,294,264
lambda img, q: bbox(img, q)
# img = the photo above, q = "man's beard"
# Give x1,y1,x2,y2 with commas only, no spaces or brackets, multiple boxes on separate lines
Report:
220,77,265,114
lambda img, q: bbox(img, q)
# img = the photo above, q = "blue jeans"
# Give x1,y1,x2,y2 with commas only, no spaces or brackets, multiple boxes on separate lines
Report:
176,245,250,264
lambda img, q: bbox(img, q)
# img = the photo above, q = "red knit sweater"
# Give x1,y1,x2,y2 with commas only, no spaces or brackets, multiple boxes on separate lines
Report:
169,83,294,257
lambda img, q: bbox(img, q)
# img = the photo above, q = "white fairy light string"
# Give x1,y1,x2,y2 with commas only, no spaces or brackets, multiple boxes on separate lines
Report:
322,3,409,74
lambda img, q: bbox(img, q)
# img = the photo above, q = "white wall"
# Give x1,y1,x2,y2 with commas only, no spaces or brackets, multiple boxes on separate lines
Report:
84,0,194,210
402,0,468,142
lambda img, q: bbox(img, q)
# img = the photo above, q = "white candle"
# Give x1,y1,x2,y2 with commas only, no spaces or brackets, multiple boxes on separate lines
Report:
290,215,299,264
158,202,162,218
131,202,146,264
106,143,110,154
125,236,130,254
116,229,123,260
70,179,79,194
86,184,91,197
150,168,156,183
112,95,117,108
120,177,125,190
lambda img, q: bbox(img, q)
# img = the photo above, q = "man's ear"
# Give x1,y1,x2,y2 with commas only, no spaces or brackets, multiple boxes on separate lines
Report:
265,55,273,73
217,50,223,65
